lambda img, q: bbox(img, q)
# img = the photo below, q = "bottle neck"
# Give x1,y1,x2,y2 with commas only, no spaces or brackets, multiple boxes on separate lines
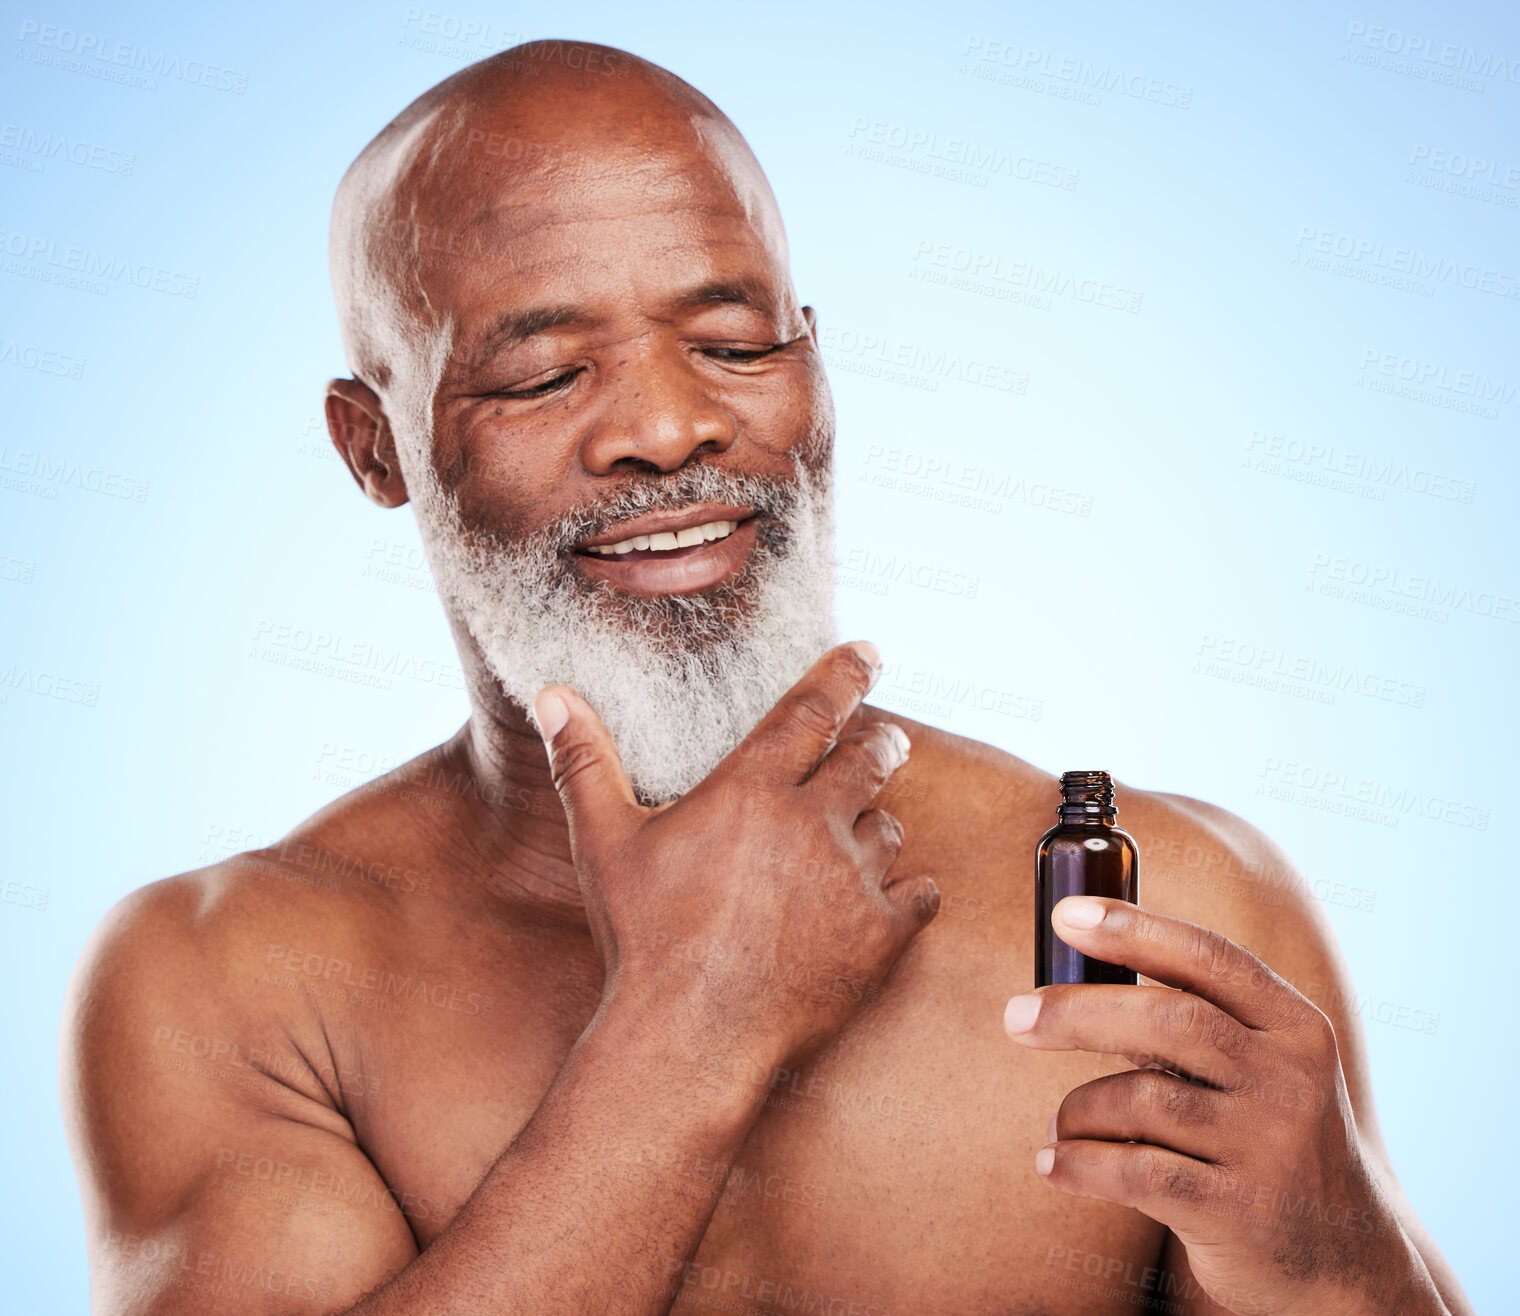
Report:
1057,808,1115,826
1057,770,1116,826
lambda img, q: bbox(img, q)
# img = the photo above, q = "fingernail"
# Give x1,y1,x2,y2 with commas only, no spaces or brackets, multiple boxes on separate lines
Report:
1003,994,1041,1035
852,640,883,690
1057,897,1106,929
1035,1146,1056,1177
533,688,568,742
916,876,941,918
1046,1112,1058,1143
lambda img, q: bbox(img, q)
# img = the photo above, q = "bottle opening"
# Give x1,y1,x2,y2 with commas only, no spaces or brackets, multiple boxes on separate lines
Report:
1058,769,1116,820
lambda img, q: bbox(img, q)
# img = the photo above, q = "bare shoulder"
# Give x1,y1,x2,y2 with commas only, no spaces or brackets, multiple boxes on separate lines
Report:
60,858,367,1158
860,705,1050,823
60,737,501,1184
64,864,284,1068
897,741,1400,1148
871,714,1353,1004
63,731,478,1073
62,854,419,1309
63,834,389,1027
1096,784,1404,1144
1117,786,1340,981
1114,791,1472,1311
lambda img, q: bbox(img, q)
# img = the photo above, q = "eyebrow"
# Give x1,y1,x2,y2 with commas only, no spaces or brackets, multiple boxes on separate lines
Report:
475,277,780,358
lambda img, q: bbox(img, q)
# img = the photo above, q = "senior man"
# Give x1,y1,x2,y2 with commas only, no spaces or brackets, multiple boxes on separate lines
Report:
62,38,1471,1316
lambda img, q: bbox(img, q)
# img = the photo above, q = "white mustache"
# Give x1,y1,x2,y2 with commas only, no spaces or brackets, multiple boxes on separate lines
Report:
406,448,840,806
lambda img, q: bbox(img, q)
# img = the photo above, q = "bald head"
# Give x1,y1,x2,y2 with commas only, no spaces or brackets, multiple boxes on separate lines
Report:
329,40,789,405
320,40,837,796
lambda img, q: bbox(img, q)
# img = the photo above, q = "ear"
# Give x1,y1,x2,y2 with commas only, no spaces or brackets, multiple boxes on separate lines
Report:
324,378,410,509
801,304,818,345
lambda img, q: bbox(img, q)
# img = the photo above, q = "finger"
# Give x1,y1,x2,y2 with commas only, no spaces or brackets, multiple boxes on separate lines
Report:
1003,984,1258,1087
721,641,882,787
852,806,905,872
532,685,642,853
1049,896,1315,1031
878,871,941,937
807,720,910,813
1034,1139,1239,1240
1054,1068,1232,1162
848,808,937,936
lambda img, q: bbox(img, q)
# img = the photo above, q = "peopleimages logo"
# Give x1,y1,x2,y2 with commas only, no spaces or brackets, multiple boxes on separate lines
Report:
1245,430,1478,502
262,945,495,1018
1358,349,1515,408
0,123,135,174
1258,758,1490,831
1307,553,1520,624
0,336,86,379
1343,21,1520,84
15,20,249,94
819,326,1027,393
0,229,199,298
1293,227,1520,299
847,116,1079,190
0,446,150,501
1194,635,1427,708
1408,145,1520,189
961,35,1194,109
911,238,1143,312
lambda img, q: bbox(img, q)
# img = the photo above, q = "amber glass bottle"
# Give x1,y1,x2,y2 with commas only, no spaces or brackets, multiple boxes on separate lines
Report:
1035,770,1138,987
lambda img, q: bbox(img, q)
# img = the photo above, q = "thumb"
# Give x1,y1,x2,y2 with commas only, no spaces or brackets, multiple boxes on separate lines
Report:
532,685,642,848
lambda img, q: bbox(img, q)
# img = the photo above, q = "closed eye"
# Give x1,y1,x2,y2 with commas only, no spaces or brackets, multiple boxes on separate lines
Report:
490,337,800,400
493,370,582,400
703,333,809,363
703,345,782,361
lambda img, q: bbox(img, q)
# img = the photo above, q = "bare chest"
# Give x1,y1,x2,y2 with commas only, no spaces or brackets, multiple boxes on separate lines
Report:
339,914,1164,1316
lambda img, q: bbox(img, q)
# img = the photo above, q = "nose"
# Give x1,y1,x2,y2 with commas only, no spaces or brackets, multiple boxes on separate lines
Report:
579,348,738,474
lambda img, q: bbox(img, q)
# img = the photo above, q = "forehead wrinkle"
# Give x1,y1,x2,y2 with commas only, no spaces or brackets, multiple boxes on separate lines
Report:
417,182,790,356
415,145,783,258
433,207,777,284
332,42,789,402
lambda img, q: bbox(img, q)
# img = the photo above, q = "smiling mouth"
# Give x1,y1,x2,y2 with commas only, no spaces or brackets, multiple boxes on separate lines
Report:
572,516,749,562
567,511,762,597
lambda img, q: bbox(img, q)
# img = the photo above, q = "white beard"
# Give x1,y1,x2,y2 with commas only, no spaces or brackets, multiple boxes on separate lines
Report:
406,447,841,806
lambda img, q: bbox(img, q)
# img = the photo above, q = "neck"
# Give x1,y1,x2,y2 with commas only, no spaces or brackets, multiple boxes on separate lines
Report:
428,649,882,926
439,703,587,920
424,620,588,921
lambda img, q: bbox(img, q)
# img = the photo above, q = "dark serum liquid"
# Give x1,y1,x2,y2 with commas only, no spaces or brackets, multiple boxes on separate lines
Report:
1035,770,1138,987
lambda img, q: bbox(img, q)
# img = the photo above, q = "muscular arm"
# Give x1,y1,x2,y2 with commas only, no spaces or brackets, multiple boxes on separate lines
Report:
64,644,929,1316
1150,796,1473,1316
349,1000,760,1314
62,880,764,1316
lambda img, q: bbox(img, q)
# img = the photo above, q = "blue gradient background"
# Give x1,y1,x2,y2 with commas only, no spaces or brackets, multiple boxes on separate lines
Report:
3,1,1514,1310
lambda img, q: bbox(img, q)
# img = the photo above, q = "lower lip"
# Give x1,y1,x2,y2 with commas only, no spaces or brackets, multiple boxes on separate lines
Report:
573,517,759,594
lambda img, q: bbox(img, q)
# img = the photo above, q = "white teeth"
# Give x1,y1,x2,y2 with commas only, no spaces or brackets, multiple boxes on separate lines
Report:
587,519,739,555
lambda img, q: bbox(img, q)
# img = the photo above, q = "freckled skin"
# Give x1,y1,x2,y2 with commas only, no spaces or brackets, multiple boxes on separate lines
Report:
60,41,1471,1316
